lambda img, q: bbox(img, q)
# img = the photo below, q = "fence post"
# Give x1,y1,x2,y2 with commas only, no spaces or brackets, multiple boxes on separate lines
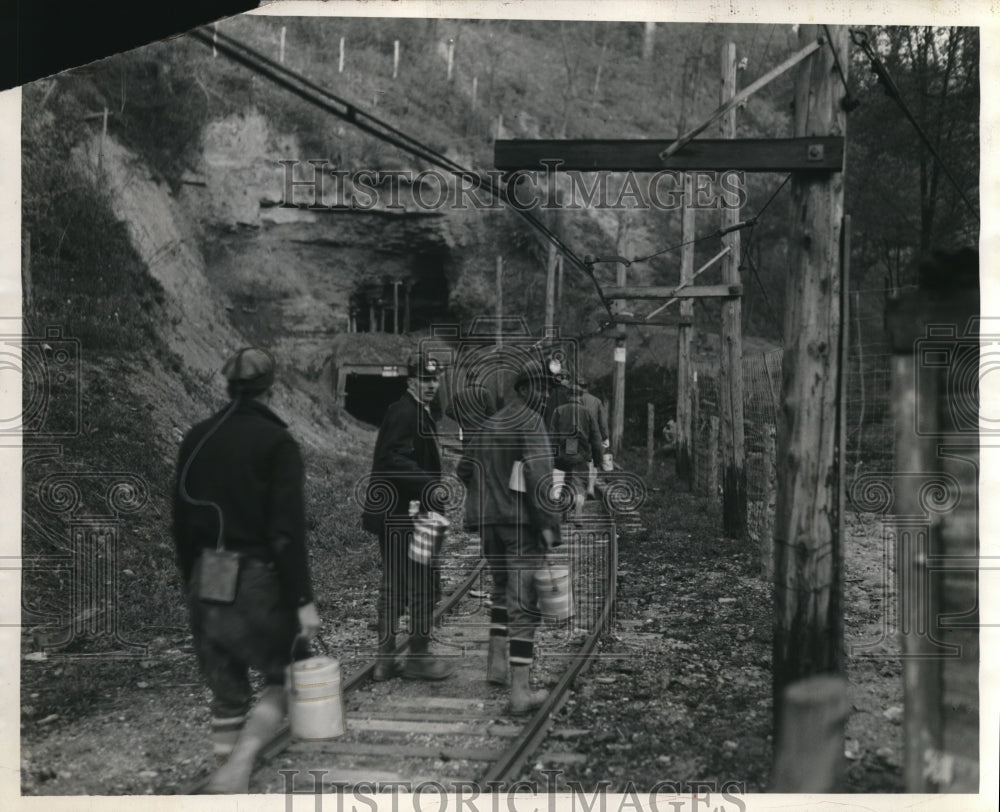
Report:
761,427,776,579
692,371,700,489
646,403,655,476
708,415,720,508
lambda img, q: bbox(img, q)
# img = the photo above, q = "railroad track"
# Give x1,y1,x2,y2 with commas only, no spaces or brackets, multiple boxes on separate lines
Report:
185,477,633,795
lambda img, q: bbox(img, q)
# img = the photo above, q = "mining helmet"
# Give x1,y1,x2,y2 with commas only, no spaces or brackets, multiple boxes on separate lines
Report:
407,354,441,380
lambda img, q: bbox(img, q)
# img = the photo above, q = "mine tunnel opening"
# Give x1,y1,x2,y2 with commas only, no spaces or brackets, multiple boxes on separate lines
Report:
343,373,408,426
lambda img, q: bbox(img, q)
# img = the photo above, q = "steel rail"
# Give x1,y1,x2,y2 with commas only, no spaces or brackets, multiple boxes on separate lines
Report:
482,516,618,785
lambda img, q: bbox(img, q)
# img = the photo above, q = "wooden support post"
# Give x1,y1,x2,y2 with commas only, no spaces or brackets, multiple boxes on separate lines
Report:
646,403,655,476
379,306,386,333
280,25,286,64
393,41,400,80
403,283,411,333
339,37,345,73
676,174,695,488
707,414,720,506
719,42,747,540
393,280,401,334
772,674,849,791
368,301,376,333
894,337,944,791
773,23,848,742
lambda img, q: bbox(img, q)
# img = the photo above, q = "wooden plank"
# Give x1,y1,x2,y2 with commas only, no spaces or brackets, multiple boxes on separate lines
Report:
288,741,503,761
602,317,693,327
662,39,824,159
604,284,741,299
346,718,521,737
494,136,845,172
349,710,501,722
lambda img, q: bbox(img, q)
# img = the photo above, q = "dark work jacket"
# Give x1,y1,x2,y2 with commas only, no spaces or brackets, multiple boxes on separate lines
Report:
550,394,604,469
362,391,442,533
457,398,561,536
446,383,498,436
172,398,313,607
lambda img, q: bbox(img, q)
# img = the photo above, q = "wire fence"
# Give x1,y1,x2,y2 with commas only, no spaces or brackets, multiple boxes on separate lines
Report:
689,286,894,547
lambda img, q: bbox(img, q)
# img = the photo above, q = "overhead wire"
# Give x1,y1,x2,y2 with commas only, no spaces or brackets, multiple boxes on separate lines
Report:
849,27,979,222
190,26,616,318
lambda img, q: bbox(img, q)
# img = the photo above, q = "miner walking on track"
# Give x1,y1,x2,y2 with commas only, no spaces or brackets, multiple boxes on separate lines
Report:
458,359,561,714
362,354,455,682
550,380,605,517
172,347,321,794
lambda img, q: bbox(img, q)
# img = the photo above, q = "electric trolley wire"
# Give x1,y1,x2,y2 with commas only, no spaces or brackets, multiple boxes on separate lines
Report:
190,26,616,318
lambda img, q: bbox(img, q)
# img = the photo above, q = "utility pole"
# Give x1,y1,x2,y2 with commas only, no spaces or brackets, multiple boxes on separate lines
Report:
719,42,747,539
772,24,848,789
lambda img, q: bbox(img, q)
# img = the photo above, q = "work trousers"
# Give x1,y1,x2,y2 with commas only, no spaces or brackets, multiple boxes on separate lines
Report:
187,557,305,718
482,523,547,667
378,518,436,644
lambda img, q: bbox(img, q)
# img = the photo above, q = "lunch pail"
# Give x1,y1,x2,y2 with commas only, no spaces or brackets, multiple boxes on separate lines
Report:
534,557,574,622
286,637,345,741
410,511,449,564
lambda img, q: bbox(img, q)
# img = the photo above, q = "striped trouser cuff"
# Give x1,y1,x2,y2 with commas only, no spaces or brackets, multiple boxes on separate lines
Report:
490,606,509,636
211,714,246,758
509,637,533,666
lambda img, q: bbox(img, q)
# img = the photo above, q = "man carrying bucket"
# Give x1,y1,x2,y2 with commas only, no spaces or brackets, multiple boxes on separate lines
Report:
362,353,455,681
172,347,322,793
457,358,562,714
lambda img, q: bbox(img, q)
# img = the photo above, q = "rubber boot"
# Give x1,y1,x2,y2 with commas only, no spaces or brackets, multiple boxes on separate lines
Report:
486,635,509,685
402,635,455,681
210,713,246,766
373,608,401,682
202,685,286,794
509,664,547,715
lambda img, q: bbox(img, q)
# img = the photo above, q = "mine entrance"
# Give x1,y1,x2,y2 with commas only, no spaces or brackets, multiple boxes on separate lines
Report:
343,371,408,426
